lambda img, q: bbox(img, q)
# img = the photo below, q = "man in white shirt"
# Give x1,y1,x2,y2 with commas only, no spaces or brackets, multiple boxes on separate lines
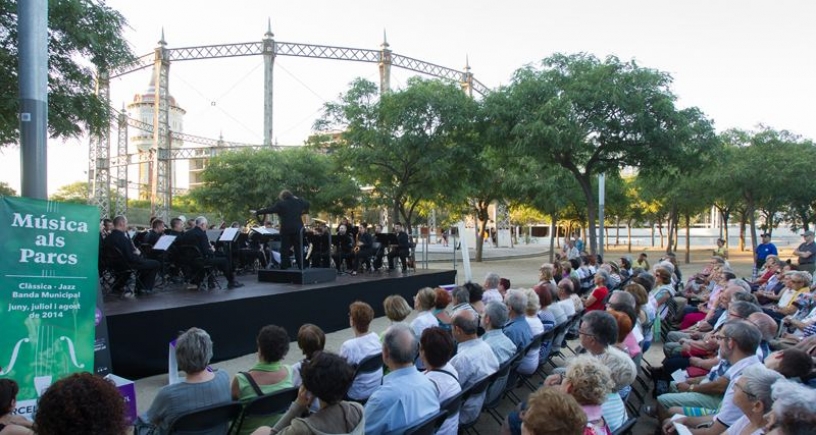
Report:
556,279,577,318
482,272,503,305
451,310,499,425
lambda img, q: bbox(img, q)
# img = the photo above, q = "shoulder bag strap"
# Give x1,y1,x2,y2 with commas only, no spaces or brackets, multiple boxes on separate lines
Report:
240,371,265,397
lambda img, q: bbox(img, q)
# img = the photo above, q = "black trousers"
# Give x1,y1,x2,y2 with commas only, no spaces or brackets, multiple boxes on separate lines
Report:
388,248,409,270
280,231,304,270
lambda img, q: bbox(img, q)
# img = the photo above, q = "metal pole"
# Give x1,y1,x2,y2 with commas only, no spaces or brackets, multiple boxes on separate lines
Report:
263,20,275,147
18,0,48,199
598,173,605,260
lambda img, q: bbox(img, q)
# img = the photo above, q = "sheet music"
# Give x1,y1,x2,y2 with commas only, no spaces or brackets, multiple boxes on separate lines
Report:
219,228,240,242
251,226,279,235
152,235,176,251
671,369,689,383
671,415,693,435
206,229,222,243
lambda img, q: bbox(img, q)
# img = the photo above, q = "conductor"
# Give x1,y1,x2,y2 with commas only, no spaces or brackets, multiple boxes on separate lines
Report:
255,190,310,270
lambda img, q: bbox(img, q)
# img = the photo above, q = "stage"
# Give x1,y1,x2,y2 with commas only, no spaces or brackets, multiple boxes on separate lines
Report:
103,268,456,379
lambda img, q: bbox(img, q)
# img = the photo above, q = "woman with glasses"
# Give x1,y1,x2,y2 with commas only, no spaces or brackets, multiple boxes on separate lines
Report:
727,365,783,435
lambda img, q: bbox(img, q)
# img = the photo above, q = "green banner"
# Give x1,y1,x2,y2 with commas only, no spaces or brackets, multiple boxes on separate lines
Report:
0,197,99,417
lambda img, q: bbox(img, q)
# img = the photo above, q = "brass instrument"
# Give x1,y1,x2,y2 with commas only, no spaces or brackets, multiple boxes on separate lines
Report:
353,231,361,253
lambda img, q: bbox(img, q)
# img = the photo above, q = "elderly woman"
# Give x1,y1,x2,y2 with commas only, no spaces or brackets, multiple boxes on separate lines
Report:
291,324,326,388
411,287,439,339
340,301,383,401
0,379,33,435
137,327,231,435
518,288,544,375
520,389,586,435
420,327,461,435
233,325,295,434
763,271,812,321
253,352,364,435
765,378,816,434
723,365,784,435
383,294,412,326
538,263,557,287
583,270,610,312
652,267,676,319
35,372,128,435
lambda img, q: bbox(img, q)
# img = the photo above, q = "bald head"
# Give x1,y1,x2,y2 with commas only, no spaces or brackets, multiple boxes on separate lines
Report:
453,310,479,337
748,312,778,341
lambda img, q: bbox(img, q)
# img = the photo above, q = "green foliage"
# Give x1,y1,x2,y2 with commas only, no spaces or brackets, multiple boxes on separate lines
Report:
315,76,479,230
49,181,90,204
0,0,135,145
0,181,16,196
190,147,359,223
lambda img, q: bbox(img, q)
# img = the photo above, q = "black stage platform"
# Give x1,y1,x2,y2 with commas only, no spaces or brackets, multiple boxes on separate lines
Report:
104,268,456,379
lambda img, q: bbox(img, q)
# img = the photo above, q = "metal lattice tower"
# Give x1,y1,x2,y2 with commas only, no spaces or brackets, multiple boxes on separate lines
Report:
89,70,111,218
90,24,490,218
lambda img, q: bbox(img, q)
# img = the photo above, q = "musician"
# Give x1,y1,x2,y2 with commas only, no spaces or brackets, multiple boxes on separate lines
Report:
352,222,375,275
307,224,331,268
332,224,354,273
102,215,160,295
373,224,386,270
341,217,359,240
178,216,244,290
387,222,411,272
235,227,268,270
255,190,310,270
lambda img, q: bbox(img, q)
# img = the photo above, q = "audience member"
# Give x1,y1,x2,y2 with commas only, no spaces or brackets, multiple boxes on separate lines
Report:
518,388,586,435
253,352,363,435
765,378,816,434
232,325,294,435
411,287,439,342
136,327,231,435
724,365,783,435
382,294,412,326
420,327,461,435
504,289,533,355
451,310,499,425
763,348,813,380
340,301,383,401
466,282,487,315
483,272,503,304
35,372,127,435
0,379,33,435
433,287,454,329
364,323,439,434
583,270,610,312
291,324,326,387
482,301,517,364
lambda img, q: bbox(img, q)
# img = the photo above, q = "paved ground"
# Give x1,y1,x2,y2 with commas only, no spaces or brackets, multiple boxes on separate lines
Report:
130,241,779,433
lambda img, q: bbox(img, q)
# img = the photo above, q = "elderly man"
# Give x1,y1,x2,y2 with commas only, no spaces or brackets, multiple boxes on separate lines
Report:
664,320,763,435
451,310,499,425
503,289,532,354
178,216,243,290
481,301,517,364
482,272,502,304
364,323,439,434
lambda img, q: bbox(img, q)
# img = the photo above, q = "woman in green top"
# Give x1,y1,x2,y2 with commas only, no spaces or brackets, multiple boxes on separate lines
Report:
232,325,295,435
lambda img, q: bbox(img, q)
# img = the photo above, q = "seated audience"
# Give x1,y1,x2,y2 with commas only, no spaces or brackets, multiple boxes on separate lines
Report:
504,289,533,355
482,301,518,364
340,301,383,401
411,287,439,342
765,379,816,434
583,270,610,312
763,348,813,380
364,323,439,434
724,365,783,435
483,272,503,304
252,352,363,435
420,327,461,435
0,379,33,435
382,294,412,328
136,327,231,435
35,372,127,435
433,287,453,330
451,309,499,425
519,288,544,375
232,325,294,435
291,324,326,387
519,388,586,435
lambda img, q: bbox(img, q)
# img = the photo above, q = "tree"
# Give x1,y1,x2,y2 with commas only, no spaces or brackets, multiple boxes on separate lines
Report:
49,181,90,204
496,53,718,254
191,147,359,223
315,77,478,232
0,0,134,145
0,181,16,196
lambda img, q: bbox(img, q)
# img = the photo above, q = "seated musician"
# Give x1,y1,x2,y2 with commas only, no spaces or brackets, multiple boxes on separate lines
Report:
235,227,268,271
307,223,331,268
387,222,411,272
177,216,244,290
352,222,375,275
332,224,354,273
373,224,386,270
102,215,160,295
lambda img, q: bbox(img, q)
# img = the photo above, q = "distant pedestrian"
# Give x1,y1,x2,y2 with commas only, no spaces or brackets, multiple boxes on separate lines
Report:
755,233,778,269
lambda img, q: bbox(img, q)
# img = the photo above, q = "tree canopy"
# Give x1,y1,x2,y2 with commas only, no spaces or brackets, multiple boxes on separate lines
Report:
0,0,134,145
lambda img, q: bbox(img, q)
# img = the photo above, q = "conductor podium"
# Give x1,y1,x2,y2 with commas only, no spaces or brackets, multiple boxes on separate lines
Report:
257,267,337,284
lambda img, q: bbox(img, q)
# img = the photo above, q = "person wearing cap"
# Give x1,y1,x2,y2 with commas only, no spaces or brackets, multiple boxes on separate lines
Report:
793,230,816,274
755,233,778,269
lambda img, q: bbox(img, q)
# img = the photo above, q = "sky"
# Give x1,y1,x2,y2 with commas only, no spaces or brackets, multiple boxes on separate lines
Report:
1,0,814,195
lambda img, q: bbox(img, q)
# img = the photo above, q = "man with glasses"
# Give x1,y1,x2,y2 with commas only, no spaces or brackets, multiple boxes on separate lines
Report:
664,320,762,435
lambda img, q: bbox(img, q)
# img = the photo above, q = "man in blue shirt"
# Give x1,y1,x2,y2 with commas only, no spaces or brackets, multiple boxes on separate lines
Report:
755,233,778,269
502,289,532,353
364,323,439,434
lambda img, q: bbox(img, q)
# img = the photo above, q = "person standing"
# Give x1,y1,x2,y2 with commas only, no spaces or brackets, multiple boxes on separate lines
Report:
793,230,816,274
755,233,778,269
256,190,310,270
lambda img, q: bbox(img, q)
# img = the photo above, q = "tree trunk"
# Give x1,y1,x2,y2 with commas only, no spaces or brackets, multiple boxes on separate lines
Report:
739,216,746,252
615,216,620,246
627,220,632,253
685,214,691,264
576,173,598,254
666,209,675,254
549,214,557,263
747,199,758,253
651,221,655,247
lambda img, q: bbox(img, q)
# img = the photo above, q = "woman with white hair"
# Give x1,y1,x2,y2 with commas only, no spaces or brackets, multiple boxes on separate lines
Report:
765,378,816,435
583,270,610,312
726,364,783,435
